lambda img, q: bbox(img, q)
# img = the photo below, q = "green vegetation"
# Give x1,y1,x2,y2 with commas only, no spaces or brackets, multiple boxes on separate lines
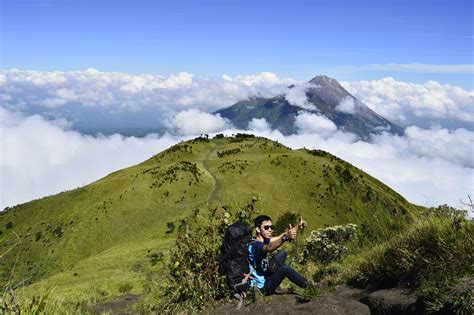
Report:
303,223,358,267
346,206,473,313
0,135,429,312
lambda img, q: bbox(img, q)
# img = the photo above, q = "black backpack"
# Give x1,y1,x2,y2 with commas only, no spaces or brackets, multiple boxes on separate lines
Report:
217,221,253,293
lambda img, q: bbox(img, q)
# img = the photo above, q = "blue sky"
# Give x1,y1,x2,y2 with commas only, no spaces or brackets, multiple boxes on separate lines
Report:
1,0,473,87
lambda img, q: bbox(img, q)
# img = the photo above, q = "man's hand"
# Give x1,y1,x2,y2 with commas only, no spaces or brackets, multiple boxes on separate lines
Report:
286,224,298,240
285,217,307,241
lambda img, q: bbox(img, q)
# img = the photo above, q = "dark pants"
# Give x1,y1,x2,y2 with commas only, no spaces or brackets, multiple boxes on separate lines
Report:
263,250,308,295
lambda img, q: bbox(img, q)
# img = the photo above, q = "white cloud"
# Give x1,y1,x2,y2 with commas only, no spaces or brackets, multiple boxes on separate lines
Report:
55,88,78,100
393,126,474,167
1,69,297,111
40,98,68,108
284,82,317,110
342,77,474,130
335,96,356,114
0,74,7,86
0,69,299,134
167,109,231,135
294,111,337,137
248,118,271,132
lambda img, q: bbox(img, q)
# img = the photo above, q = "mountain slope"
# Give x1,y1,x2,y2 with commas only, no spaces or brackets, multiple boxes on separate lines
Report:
0,135,421,304
215,75,404,139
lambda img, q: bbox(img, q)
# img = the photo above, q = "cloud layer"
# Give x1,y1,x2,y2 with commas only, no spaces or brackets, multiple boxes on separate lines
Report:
3,69,472,136
0,69,298,135
342,77,474,130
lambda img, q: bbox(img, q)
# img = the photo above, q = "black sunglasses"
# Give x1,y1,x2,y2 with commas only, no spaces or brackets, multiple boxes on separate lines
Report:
263,225,273,231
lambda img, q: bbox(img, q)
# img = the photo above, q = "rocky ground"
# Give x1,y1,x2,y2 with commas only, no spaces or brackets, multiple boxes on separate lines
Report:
91,285,423,315
204,286,370,315
92,276,474,314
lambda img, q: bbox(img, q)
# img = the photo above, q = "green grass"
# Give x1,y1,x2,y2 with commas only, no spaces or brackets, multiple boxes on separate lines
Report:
345,213,473,313
0,135,423,311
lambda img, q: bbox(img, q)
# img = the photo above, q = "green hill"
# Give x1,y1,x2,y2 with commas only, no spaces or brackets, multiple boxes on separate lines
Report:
0,135,422,309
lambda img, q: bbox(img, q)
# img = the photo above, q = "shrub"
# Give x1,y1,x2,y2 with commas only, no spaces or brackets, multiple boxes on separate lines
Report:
273,212,301,235
303,224,358,266
235,133,255,139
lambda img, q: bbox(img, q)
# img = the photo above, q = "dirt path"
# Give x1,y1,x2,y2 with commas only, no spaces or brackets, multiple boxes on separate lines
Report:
91,294,139,314
201,142,222,204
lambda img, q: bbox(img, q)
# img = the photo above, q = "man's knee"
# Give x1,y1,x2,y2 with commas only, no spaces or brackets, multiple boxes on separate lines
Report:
269,250,287,273
274,250,287,264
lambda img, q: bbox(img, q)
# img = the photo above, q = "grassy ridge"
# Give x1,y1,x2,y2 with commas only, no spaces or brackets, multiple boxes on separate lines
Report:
0,135,421,308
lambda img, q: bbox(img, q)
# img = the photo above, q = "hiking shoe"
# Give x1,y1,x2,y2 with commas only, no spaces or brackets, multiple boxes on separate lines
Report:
274,287,290,294
234,292,245,310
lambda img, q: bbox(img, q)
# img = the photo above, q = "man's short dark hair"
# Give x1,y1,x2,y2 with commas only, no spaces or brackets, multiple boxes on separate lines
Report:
254,215,272,228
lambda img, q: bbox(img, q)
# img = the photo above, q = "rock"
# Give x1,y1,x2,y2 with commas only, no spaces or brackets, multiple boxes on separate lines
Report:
91,294,139,315
299,296,370,315
360,288,420,314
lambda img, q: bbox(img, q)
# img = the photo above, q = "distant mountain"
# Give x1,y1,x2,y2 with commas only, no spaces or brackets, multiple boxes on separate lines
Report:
215,75,404,139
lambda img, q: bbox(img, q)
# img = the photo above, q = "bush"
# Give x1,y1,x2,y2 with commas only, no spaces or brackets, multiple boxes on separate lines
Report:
273,212,300,235
303,224,358,266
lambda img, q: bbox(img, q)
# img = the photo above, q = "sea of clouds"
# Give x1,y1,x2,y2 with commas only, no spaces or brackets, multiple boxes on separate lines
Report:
1,69,473,215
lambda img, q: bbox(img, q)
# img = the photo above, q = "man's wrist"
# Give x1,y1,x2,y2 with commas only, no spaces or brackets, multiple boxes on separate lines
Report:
281,235,289,242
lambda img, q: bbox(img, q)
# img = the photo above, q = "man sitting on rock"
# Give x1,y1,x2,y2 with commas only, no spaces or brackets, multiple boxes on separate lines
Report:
247,215,308,295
